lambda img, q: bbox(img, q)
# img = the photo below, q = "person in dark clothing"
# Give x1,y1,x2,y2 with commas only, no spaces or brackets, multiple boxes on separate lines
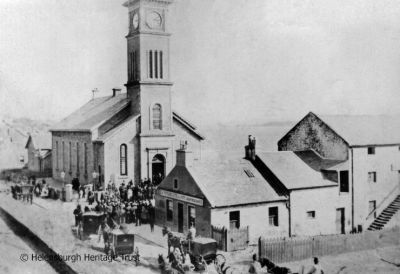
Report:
73,205,83,227
136,203,142,226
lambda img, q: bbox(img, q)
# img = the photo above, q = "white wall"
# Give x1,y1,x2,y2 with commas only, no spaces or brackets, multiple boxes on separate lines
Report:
352,146,400,228
104,118,137,188
290,186,351,236
211,202,289,244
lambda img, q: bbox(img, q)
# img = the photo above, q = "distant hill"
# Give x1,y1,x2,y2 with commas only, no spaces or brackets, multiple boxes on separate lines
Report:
0,117,55,170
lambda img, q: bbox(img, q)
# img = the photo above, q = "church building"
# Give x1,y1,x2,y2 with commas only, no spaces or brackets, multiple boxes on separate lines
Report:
50,0,204,189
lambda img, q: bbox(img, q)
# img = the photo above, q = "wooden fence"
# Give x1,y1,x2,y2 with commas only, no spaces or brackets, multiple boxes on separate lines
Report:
211,225,249,252
259,227,400,263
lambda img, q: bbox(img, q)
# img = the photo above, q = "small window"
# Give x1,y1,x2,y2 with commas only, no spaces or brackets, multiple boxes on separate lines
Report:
188,206,196,227
367,147,375,155
244,169,254,178
368,172,377,183
229,211,240,229
269,207,279,227
339,170,349,193
166,200,173,221
307,211,316,218
173,179,178,189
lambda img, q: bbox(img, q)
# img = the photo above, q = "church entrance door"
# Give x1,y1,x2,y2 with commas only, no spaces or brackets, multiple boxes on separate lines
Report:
152,154,165,185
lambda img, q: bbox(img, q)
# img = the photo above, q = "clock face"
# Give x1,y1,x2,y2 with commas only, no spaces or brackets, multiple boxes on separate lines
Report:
132,12,139,30
146,11,162,29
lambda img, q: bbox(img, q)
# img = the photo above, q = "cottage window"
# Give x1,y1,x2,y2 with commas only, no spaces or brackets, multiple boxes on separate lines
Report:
307,211,316,219
166,200,173,221
339,170,349,193
269,207,279,227
188,206,196,227
120,144,127,175
229,211,240,229
367,147,375,155
244,169,254,178
368,172,377,183
152,104,162,130
173,179,178,189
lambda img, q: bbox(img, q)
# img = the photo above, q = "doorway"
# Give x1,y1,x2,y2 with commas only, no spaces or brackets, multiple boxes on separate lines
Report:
336,208,345,234
178,203,184,233
369,200,376,219
152,154,165,185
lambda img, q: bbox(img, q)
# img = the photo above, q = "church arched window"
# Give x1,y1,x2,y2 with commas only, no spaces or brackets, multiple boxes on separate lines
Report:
120,144,127,175
152,103,162,130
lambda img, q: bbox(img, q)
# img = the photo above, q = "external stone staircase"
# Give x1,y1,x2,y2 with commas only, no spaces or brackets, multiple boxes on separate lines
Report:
368,195,400,231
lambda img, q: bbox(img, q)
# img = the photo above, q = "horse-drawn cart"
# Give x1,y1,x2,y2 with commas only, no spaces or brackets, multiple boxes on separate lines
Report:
104,229,140,265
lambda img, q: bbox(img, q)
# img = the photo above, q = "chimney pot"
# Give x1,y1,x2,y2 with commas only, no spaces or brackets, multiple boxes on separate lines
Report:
112,88,122,97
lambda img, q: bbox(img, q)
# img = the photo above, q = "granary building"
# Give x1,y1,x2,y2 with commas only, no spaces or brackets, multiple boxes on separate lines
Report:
25,133,52,174
278,112,400,232
50,0,204,189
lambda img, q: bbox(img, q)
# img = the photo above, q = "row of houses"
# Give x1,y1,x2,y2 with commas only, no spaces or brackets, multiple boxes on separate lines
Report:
155,112,400,243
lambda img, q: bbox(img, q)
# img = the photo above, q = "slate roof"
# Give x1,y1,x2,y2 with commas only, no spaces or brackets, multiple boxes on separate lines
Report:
50,94,130,132
293,150,346,171
317,113,400,147
25,134,52,150
187,158,287,208
96,114,139,142
257,151,338,190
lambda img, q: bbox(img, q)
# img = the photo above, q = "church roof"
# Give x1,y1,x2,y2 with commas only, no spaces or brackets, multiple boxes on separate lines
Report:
187,157,286,208
50,94,130,132
256,151,338,190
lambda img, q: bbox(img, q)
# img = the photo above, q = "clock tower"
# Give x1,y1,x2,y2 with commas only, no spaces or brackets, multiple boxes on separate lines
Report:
123,0,174,136
123,0,176,181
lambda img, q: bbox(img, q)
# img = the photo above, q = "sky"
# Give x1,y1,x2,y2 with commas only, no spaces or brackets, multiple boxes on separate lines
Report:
1,0,400,126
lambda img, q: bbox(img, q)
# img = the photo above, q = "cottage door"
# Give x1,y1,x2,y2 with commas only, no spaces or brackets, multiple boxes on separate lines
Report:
335,208,345,234
178,203,184,233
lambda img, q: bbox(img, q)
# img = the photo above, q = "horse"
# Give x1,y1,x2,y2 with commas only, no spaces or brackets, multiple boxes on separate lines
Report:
259,257,292,274
158,254,186,274
162,226,185,256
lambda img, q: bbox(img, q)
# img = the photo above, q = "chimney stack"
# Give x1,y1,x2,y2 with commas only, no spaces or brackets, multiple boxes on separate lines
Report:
245,135,256,161
112,88,122,97
176,141,194,167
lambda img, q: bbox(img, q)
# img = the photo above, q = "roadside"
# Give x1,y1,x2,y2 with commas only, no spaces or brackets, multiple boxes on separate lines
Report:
1,179,399,274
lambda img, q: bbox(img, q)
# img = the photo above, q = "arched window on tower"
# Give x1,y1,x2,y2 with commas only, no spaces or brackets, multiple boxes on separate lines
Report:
152,104,162,130
120,144,127,175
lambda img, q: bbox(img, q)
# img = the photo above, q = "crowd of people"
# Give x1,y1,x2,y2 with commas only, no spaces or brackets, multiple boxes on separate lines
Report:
74,179,157,237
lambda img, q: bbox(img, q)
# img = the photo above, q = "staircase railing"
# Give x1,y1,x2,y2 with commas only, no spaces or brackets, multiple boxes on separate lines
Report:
366,184,400,221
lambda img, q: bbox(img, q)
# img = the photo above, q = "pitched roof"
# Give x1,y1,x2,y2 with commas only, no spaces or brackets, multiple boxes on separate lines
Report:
173,111,205,140
50,94,130,132
257,151,338,190
187,158,286,208
25,133,52,150
96,114,139,142
316,113,400,147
